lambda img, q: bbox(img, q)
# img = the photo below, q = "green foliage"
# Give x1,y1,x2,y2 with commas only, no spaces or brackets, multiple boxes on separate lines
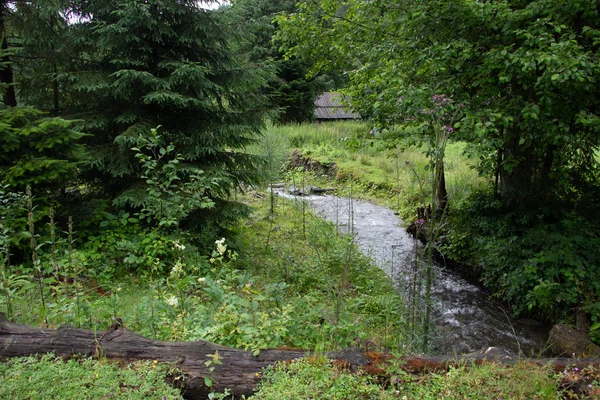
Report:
230,0,327,123
0,183,26,250
394,361,559,400
251,357,566,400
1,187,405,355
443,191,600,326
10,0,75,114
81,212,192,277
0,106,87,192
131,127,215,229
8,0,273,242
273,121,482,218
71,0,270,203
0,354,183,399
251,357,396,399
236,193,406,351
277,0,600,208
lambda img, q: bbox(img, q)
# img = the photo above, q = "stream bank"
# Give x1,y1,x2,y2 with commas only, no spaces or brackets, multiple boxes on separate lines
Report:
276,189,549,355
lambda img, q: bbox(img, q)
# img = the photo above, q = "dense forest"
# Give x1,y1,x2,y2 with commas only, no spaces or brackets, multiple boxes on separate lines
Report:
1,0,600,398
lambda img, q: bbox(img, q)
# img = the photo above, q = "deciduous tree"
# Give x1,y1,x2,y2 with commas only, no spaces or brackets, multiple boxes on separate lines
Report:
278,0,600,209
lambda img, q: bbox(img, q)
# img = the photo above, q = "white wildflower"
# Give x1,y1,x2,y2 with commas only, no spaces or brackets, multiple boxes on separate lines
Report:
215,237,227,256
165,295,179,307
171,260,184,276
198,277,206,284
173,240,186,251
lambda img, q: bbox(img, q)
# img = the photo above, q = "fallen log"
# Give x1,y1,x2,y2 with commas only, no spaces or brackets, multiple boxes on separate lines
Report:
310,186,336,194
2,313,600,399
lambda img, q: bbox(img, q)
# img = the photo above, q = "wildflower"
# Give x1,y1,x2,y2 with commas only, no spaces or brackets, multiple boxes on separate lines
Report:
173,240,186,251
171,261,184,276
215,237,227,256
416,219,425,224
574,367,579,372
198,277,206,284
166,295,179,307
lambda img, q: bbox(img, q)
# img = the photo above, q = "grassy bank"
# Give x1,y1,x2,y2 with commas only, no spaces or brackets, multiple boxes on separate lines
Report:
269,121,486,219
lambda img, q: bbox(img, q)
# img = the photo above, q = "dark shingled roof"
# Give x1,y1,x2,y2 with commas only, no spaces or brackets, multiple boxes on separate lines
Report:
314,92,361,120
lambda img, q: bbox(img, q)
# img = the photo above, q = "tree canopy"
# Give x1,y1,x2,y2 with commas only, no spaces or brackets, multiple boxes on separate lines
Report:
277,0,600,209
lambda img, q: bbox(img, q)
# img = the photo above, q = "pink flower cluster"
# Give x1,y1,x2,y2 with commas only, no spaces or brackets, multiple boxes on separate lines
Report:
432,94,452,105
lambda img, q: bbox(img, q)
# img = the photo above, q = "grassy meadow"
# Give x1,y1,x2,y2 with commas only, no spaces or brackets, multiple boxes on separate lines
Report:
2,121,599,399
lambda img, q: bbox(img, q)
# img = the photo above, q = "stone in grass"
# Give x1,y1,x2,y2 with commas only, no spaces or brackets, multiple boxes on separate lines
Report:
547,324,600,358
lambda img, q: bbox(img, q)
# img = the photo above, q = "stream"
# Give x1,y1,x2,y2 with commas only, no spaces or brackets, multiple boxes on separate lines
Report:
276,190,549,356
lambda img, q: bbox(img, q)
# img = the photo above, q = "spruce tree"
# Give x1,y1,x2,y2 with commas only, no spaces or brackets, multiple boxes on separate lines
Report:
64,0,272,229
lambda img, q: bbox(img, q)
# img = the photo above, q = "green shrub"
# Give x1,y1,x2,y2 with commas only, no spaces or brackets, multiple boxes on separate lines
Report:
443,190,600,331
396,362,558,399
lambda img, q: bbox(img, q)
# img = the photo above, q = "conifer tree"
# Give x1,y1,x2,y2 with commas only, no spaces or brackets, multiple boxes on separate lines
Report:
231,0,326,123
63,0,272,228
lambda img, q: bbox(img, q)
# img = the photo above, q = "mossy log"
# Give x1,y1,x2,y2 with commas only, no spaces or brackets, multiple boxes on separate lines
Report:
2,314,600,399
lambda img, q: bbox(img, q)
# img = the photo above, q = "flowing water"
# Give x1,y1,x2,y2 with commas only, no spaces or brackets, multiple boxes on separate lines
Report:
276,190,549,355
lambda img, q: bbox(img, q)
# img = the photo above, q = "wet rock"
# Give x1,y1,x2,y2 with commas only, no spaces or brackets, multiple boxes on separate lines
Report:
310,186,336,194
288,186,310,196
547,324,600,358
467,346,515,360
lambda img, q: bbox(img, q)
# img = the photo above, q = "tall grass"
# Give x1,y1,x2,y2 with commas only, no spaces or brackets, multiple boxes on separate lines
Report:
269,121,487,218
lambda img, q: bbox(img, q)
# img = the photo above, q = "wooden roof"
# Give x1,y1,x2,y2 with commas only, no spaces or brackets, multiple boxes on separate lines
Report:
314,92,361,120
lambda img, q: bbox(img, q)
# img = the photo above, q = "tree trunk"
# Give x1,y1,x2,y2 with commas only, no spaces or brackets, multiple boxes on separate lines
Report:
0,313,370,398
499,129,534,208
2,314,600,399
435,161,448,214
0,2,16,107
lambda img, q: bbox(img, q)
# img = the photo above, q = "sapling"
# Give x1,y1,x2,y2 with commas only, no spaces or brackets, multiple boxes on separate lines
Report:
26,186,48,325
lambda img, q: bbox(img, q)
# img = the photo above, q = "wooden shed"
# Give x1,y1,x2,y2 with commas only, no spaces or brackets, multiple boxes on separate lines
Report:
313,92,361,121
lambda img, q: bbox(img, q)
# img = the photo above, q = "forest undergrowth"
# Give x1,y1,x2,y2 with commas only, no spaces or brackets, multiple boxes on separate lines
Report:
2,122,600,398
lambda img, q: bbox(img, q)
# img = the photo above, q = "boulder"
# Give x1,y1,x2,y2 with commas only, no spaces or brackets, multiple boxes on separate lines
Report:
547,324,600,358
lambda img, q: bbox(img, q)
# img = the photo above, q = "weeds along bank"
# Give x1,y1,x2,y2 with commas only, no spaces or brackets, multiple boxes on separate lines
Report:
271,121,600,346
272,121,486,219
2,122,600,398
0,179,410,398
0,186,406,352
